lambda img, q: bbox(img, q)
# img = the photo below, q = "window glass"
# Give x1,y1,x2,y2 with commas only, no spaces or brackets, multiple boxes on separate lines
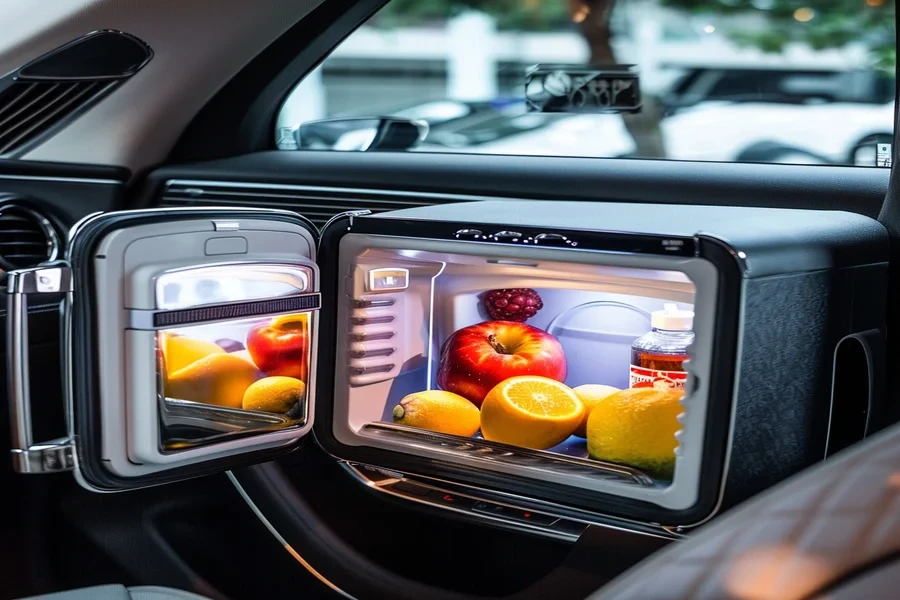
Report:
277,0,896,166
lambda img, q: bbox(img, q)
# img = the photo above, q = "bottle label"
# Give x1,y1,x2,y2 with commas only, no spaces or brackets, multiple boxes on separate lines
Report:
629,365,687,390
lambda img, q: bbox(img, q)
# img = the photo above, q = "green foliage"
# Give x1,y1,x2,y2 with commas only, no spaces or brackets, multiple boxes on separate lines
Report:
374,0,571,31
374,0,895,69
661,0,895,69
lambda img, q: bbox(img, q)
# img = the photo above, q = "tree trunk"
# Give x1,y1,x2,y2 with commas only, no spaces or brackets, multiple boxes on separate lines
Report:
571,0,667,158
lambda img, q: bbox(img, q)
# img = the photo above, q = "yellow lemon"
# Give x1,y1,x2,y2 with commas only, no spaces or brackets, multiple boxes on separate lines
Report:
165,353,260,409
586,387,684,479
480,376,584,450
392,390,480,437
161,333,225,373
572,384,621,438
242,376,306,413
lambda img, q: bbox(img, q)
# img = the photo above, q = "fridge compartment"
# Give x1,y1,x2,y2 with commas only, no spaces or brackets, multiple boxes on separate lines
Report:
156,312,312,451
339,246,696,488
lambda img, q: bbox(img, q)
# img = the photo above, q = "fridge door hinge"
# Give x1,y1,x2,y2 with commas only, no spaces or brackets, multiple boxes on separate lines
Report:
11,439,76,473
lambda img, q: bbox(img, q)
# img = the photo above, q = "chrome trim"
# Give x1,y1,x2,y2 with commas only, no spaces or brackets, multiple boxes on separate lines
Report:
226,471,356,600
342,463,581,542
0,174,120,185
342,462,680,542
6,265,76,474
166,179,515,204
321,209,372,238
11,440,75,473
360,422,654,486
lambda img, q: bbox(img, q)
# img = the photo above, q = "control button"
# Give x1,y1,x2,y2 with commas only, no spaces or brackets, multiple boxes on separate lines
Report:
454,229,483,239
473,501,505,515
491,231,523,241
509,510,556,526
473,502,557,526
428,491,476,509
534,233,569,245
390,480,432,497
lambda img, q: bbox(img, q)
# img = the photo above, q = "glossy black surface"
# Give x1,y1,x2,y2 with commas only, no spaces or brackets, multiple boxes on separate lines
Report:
17,30,153,81
145,150,892,217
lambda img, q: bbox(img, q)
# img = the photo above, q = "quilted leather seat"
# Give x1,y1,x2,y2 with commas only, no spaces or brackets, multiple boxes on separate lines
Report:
19,585,212,600
589,421,900,599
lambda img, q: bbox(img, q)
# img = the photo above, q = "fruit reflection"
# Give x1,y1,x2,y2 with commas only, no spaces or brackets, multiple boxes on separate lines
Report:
161,333,225,373
242,376,306,413
161,312,311,415
247,313,309,381
165,353,261,409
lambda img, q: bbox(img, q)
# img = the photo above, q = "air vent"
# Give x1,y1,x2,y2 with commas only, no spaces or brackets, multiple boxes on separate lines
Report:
161,181,477,228
0,80,114,156
0,31,152,157
0,204,59,270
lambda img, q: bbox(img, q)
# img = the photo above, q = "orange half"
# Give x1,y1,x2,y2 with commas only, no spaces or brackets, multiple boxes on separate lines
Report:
480,376,585,450
500,377,583,419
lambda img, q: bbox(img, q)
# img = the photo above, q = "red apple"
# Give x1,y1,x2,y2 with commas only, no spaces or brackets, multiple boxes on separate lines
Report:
437,321,567,407
246,313,309,381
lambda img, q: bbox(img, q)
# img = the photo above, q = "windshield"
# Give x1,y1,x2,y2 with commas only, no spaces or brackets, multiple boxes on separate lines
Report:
277,0,897,167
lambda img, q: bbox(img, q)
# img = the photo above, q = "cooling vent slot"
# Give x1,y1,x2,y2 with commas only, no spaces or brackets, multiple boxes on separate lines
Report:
0,80,113,156
161,182,478,228
0,204,60,271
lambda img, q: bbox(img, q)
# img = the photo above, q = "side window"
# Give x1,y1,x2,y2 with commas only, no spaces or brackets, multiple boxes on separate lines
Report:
276,0,896,167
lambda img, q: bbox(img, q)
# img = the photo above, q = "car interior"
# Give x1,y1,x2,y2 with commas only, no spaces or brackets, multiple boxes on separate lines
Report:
2,1,900,599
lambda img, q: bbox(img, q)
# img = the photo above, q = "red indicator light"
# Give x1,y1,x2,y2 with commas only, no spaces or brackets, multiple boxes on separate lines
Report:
442,494,455,503
523,513,531,518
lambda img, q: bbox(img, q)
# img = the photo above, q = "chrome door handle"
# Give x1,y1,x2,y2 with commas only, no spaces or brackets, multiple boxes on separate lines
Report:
6,263,76,473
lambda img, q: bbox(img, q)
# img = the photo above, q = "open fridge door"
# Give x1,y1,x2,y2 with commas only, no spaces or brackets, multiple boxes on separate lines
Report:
7,207,322,491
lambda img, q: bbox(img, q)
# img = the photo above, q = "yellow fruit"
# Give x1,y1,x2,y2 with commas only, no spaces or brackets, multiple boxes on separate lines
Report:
480,376,584,450
572,384,621,438
165,353,260,409
392,390,480,437
161,333,225,373
242,376,306,413
230,349,258,367
586,387,685,479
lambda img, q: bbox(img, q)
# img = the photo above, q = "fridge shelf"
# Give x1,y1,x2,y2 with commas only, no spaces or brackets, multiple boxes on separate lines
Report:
161,398,304,445
360,422,657,487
